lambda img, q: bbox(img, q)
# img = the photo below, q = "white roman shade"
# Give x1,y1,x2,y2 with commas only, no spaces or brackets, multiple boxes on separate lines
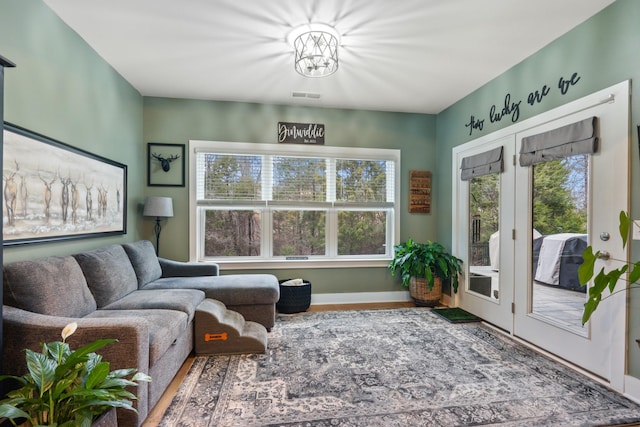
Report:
460,146,504,181
519,117,598,166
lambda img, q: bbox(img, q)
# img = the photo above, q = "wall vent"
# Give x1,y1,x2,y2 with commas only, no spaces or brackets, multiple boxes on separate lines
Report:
291,91,321,99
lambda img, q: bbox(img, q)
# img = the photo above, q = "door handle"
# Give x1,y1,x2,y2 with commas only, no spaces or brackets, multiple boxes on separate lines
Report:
597,251,610,260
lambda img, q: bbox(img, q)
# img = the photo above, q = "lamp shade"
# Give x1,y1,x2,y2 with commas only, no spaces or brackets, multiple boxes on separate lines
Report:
143,196,174,218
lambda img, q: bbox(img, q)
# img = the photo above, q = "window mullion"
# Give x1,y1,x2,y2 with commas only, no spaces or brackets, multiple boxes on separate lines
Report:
262,155,273,259
263,155,273,201
196,152,205,200
263,206,272,258
386,208,393,257
326,158,336,257
327,206,337,257
326,158,336,202
386,160,395,203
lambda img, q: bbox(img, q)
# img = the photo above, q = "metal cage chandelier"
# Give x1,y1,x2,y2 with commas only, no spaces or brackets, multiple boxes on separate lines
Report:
289,23,340,78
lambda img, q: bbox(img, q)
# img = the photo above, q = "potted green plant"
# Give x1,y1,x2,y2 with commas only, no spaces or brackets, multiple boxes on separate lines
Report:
0,322,151,427
388,238,463,306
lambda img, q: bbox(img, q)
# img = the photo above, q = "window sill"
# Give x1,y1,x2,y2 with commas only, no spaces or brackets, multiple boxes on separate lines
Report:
208,259,392,270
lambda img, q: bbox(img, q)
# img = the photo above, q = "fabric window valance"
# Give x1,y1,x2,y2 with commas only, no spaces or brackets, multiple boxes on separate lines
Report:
460,146,504,181
519,117,598,166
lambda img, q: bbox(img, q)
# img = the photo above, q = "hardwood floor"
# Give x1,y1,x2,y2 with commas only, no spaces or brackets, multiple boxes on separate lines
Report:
142,302,414,426
142,355,196,426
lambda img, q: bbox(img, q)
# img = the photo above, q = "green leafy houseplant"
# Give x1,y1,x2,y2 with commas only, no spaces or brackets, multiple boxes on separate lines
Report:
0,322,151,427
578,211,639,325
388,238,464,293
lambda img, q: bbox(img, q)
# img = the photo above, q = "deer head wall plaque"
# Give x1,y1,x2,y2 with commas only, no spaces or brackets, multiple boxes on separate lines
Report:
152,152,180,172
147,142,185,187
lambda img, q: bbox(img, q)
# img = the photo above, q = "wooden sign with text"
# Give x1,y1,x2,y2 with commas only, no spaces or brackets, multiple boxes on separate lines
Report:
278,122,325,144
409,170,431,214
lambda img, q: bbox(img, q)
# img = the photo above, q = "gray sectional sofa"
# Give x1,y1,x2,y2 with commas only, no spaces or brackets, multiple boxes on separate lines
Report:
2,240,279,426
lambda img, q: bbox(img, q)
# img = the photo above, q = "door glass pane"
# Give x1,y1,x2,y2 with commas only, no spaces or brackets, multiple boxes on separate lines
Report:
468,173,500,299
531,154,588,332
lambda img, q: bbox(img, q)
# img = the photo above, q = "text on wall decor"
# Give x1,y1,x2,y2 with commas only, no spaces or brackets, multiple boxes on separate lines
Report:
278,122,325,144
464,72,581,136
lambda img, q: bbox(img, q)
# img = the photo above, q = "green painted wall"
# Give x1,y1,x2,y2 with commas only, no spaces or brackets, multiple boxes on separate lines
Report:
435,0,640,375
0,0,436,296
0,0,144,262
5,0,637,376
143,97,436,293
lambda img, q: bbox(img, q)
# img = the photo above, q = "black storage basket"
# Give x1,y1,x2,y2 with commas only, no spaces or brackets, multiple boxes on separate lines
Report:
277,279,312,314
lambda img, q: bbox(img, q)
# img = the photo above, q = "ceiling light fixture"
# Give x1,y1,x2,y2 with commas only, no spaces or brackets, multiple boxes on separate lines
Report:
288,23,340,78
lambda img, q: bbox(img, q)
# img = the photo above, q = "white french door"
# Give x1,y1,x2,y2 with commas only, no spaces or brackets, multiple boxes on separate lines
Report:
513,81,629,386
453,135,516,333
452,81,630,388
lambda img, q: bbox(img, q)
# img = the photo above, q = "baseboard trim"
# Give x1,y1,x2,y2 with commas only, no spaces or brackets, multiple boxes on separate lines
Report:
310,291,411,305
624,374,640,404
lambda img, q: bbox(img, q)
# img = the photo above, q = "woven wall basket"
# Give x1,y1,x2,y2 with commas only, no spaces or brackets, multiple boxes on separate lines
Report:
409,276,442,307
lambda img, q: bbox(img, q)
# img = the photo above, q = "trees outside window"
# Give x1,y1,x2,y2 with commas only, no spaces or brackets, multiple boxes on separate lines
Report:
468,153,588,267
469,173,499,267
272,210,325,256
192,141,399,264
532,155,588,235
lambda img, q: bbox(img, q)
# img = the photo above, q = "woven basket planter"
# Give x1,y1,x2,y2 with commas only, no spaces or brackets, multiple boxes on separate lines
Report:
277,279,312,314
409,276,442,307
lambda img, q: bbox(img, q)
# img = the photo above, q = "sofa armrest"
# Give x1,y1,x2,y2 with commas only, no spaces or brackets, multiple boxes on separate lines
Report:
2,305,150,377
158,257,219,277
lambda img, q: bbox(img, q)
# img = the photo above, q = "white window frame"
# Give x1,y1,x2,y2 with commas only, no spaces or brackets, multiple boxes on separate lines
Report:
189,140,401,269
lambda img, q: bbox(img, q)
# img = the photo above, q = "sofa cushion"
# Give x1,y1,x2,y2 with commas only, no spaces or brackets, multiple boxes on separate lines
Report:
101,289,205,322
73,245,138,307
122,240,162,287
86,308,188,367
142,274,280,306
158,258,219,277
3,256,97,317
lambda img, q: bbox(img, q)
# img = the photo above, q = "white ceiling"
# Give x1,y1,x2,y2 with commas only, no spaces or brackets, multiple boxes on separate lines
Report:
43,0,615,114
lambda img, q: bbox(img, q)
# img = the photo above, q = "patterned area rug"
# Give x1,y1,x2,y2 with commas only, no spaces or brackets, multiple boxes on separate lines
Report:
160,308,640,426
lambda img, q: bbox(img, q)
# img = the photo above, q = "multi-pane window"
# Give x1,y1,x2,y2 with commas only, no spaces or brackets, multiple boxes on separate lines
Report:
191,141,400,265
